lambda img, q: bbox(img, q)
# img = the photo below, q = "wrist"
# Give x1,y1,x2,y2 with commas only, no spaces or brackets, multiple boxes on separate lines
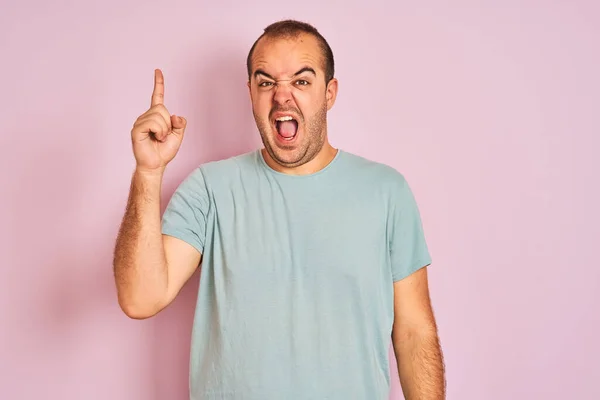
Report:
134,166,166,180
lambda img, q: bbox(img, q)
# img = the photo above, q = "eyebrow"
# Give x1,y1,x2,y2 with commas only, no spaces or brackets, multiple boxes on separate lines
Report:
254,67,317,80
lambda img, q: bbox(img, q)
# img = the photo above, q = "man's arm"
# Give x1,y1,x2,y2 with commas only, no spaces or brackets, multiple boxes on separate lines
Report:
113,168,201,319
392,266,446,399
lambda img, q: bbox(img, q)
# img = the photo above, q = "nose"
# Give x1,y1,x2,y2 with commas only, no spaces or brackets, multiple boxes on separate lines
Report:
273,81,293,105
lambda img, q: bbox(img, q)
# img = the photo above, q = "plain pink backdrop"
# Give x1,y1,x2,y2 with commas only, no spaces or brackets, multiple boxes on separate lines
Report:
2,1,599,399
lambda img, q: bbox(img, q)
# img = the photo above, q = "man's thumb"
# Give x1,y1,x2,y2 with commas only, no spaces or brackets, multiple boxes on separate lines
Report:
171,115,187,135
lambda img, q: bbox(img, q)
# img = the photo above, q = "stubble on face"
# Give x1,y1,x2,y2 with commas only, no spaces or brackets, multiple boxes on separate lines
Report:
253,97,328,168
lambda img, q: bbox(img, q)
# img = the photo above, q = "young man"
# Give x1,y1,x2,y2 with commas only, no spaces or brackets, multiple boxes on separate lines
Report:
114,19,445,400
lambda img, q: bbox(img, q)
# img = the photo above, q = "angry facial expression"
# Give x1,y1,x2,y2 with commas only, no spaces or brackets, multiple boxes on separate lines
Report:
248,33,338,169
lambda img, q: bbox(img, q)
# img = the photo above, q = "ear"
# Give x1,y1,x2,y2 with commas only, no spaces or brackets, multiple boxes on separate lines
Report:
325,78,338,110
247,79,253,100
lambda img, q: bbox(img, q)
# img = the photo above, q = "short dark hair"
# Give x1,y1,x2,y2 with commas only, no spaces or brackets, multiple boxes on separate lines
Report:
246,19,335,84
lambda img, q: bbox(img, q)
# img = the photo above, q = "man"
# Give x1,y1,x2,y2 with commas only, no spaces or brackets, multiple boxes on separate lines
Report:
113,19,445,400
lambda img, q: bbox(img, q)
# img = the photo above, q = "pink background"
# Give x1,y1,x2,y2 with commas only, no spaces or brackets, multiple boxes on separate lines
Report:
2,1,599,399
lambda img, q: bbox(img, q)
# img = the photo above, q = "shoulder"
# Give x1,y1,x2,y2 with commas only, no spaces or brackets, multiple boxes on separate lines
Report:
169,151,257,195
338,150,409,190
176,150,259,190
198,150,257,178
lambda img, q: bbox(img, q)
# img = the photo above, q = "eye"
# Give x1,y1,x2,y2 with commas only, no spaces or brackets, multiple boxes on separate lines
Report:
296,80,309,86
259,81,274,87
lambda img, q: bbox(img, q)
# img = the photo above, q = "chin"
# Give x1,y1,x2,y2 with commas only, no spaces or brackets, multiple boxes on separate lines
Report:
269,144,305,166
257,118,320,167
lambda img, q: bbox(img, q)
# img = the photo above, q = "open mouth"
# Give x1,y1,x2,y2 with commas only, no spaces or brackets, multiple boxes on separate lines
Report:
275,116,298,141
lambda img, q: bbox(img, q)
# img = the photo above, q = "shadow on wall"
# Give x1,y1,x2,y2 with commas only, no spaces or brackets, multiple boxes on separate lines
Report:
151,47,260,400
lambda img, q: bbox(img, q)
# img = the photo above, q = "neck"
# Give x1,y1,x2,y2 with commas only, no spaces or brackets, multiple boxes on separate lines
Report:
262,142,338,176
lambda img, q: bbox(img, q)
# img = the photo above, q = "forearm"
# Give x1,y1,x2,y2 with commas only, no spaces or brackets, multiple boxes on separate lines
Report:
395,329,446,400
113,168,168,318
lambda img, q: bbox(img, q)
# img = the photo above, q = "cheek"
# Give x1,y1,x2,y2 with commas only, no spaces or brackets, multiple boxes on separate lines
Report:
294,90,323,114
255,95,273,115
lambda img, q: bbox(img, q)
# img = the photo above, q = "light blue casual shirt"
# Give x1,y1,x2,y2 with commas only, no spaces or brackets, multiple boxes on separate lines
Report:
161,149,432,400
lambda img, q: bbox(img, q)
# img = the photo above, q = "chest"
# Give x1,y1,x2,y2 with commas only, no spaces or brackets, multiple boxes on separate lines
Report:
204,183,390,285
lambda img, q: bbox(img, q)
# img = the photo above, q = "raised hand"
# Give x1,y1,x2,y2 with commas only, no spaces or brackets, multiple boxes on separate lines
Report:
131,69,187,173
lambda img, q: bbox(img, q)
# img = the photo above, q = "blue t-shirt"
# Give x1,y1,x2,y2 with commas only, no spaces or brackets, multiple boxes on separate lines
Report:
161,149,432,400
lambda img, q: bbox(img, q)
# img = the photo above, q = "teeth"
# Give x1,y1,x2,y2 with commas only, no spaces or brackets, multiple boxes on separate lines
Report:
275,116,294,122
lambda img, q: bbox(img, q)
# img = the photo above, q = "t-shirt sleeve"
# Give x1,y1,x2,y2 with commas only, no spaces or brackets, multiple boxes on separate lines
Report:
388,174,432,282
161,167,209,255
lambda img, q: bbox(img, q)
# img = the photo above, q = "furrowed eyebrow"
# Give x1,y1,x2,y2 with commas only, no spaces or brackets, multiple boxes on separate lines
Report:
293,67,316,77
253,67,317,81
254,69,274,80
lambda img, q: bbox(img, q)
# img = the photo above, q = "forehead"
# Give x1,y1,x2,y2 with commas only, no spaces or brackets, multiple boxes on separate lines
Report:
251,33,324,78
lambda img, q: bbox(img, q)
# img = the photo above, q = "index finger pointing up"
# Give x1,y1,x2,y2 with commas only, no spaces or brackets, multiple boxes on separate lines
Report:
151,69,164,107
